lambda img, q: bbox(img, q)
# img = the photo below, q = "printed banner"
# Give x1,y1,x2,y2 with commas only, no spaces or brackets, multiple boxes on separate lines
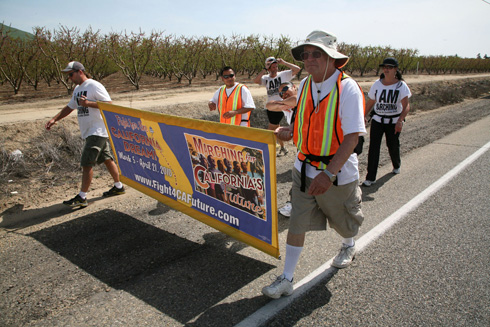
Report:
99,103,280,258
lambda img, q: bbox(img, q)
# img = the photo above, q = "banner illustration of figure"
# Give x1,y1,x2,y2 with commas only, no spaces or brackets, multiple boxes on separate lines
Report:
186,134,267,220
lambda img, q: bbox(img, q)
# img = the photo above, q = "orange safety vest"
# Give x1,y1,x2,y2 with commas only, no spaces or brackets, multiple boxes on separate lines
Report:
294,71,365,170
217,84,251,127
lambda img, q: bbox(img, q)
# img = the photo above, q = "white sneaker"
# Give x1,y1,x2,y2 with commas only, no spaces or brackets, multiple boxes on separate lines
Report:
362,180,376,187
262,274,294,299
279,202,292,217
392,168,401,174
332,244,356,268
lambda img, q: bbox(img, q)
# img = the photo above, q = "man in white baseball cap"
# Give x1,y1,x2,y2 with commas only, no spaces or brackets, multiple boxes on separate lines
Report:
262,30,366,299
253,56,300,156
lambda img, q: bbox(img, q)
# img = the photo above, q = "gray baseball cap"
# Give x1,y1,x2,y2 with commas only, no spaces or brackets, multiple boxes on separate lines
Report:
61,61,85,72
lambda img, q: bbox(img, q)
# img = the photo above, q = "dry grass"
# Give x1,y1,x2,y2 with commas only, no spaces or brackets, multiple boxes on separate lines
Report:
0,121,85,207
409,79,490,112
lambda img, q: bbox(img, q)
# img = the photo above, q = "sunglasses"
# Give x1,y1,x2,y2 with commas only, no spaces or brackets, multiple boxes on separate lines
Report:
279,86,290,97
300,50,323,60
68,70,78,77
222,74,235,79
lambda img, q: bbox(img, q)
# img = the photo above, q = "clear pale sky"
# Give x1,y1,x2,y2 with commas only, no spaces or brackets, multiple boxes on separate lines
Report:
1,0,489,58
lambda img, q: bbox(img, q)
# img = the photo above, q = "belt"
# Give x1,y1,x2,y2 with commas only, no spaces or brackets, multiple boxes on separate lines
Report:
300,154,336,192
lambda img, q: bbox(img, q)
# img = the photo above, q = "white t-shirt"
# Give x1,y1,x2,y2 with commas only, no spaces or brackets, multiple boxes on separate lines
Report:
261,70,294,102
283,109,293,125
368,79,412,124
293,70,366,185
210,83,256,127
67,79,111,139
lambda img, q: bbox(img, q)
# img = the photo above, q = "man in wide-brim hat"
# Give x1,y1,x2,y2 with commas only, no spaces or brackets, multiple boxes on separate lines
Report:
262,30,367,299
290,30,349,69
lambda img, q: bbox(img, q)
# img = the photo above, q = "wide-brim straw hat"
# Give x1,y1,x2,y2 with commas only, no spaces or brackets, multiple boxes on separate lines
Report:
291,30,349,69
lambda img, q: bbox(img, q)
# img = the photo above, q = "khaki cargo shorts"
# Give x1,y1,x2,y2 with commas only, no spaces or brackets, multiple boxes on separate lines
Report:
80,135,114,167
289,168,364,238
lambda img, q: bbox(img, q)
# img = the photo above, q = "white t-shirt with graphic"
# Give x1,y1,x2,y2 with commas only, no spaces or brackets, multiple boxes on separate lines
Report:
261,70,294,102
293,70,366,185
67,79,112,139
368,79,412,124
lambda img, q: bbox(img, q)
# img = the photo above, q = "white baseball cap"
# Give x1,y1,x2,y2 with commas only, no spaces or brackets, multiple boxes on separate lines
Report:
265,57,277,68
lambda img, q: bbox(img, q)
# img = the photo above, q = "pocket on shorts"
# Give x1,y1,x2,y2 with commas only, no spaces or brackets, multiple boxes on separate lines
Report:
343,183,364,228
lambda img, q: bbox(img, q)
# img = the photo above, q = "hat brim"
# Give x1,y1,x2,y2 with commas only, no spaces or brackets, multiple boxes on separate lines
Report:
291,42,349,69
267,61,278,69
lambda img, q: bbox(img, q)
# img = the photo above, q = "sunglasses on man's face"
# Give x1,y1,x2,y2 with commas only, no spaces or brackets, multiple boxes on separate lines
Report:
279,86,290,97
300,50,323,60
223,74,235,79
68,71,78,77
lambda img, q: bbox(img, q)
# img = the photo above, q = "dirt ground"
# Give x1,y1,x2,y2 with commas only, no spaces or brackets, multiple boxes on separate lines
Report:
1,72,490,214
2,72,490,125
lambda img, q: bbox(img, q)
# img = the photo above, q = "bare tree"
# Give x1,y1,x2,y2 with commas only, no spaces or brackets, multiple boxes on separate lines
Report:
78,27,117,81
393,48,419,75
35,26,81,94
151,34,173,80
169,35,209,85
107,30,161,90
0,27,37,94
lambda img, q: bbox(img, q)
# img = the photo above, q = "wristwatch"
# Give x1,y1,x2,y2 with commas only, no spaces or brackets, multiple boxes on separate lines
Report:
324,169,337,183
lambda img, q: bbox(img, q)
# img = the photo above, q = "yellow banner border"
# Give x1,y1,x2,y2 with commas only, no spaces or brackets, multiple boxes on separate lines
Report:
99,102,279,258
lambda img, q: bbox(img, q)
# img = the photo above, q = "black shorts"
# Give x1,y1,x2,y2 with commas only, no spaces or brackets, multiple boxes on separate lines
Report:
266,109,284,125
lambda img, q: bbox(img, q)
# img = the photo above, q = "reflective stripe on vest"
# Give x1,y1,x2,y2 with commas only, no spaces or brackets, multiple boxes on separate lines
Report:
217,84,250,126
294,73,344,170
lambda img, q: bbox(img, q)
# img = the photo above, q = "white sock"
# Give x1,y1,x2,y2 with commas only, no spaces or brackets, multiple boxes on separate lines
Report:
342,237,355,247
79,191,87,199
114,182,123,189
283,244,303,281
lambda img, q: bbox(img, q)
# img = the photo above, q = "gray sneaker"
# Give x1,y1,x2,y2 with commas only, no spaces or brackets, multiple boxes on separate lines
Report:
279,202,292,217
362,180,376,187
262,274,293,299
332,244,356,268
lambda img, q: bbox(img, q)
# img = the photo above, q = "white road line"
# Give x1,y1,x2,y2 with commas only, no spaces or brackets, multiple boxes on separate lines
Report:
235,140,490,327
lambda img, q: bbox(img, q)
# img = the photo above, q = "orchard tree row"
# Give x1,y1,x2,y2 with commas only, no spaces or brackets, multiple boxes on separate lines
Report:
1,25,490,94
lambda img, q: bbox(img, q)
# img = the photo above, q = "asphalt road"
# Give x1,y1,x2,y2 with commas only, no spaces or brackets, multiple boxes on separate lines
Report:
249,115,490,327
1,112,489,326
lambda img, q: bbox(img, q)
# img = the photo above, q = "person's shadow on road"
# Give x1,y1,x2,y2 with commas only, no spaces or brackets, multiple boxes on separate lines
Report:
361,172,397,202
0,195,112,230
